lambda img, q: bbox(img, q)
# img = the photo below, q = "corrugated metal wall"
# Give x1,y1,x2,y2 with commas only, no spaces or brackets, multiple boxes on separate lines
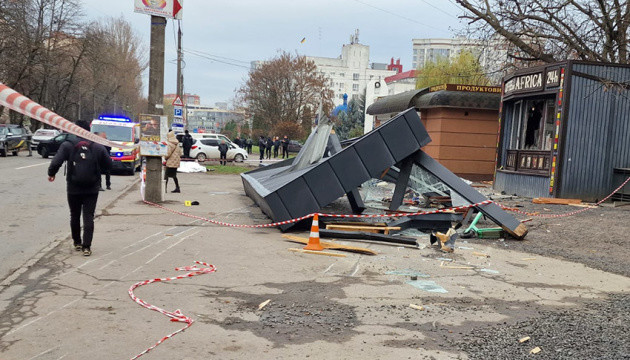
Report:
561,64,630,201
495,171,549,198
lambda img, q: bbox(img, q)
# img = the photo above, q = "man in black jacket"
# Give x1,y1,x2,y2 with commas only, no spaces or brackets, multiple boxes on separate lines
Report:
182,130,194,158
218,139,229,165
281,135,290,159
48,120,112,256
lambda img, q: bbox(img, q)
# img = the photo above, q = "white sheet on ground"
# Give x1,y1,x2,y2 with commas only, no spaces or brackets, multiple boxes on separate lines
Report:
178,161,207,173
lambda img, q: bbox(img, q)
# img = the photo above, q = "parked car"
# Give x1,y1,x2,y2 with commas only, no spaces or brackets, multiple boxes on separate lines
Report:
37,133,77,158
190,138,248,162
287,140,302,153
30,128,60,150
0,124,30,157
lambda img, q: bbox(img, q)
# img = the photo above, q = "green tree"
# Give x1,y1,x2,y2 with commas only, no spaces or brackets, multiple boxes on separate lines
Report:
221,120,238,139
416,50,490,89
335,95,365,140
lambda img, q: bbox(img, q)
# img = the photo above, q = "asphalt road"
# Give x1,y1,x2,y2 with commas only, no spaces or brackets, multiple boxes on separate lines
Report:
0,152,137,283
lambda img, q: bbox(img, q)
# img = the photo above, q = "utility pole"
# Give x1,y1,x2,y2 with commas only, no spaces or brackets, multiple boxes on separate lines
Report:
176,21,185,129
145,15,166,203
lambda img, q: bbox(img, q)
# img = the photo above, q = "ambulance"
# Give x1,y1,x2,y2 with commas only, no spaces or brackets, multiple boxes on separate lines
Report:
90,116,141,175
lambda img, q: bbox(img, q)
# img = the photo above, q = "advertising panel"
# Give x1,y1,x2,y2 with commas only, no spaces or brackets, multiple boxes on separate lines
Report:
139,114,168,156
134,0,183,20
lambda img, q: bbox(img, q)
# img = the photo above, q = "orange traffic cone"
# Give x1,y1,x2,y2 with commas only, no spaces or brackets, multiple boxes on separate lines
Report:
304,214,324,251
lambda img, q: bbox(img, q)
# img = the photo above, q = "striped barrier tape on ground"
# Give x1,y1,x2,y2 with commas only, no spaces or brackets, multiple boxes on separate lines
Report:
142,200,494,228
128,261,216,359
496,175,630,218
0,82,130,149
144,175,630,226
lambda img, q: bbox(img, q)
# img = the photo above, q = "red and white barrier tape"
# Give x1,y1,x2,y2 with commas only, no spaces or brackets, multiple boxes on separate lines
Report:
497,175,630,218
0,82,130,149
143,176,630,226
128,261,216,359
142,200,494,228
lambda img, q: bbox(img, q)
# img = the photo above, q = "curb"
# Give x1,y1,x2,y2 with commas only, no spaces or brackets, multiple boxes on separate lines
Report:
0,176,141,289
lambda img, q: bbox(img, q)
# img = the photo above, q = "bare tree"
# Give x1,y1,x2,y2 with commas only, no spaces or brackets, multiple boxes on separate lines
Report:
456,0,630,65
238,52,333,137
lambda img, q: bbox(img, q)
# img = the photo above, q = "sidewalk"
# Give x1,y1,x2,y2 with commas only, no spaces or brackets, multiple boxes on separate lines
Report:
1,172,629,359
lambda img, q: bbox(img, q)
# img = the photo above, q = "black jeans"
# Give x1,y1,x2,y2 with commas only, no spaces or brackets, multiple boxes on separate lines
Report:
282,147,289,158
68,193,99,249
100,171,111,188
220,152,227,165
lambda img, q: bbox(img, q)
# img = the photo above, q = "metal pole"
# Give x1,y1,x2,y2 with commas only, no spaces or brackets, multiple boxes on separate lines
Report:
145,15,166,203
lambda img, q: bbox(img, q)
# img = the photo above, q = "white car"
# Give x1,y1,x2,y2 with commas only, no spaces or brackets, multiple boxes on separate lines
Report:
190,138,248,162
30,128,60,149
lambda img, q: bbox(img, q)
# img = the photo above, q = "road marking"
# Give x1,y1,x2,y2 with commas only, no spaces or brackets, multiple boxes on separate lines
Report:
15,162,48,170
27,346,59,360
323,264,335,273
144,230,200,265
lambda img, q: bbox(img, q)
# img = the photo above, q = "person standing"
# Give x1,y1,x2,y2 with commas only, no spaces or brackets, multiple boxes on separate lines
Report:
273,136,280,158
164,131,182,193
281,135,290,159
258,135,266,163
265,136,272,159
182,130,193,159
246,137,253,154
47,120,112,257
233,136,242,148
218,139,229,166
97,132,111,190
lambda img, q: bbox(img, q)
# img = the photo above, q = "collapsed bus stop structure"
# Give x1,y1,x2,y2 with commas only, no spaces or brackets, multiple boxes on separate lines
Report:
241,109,527,239
494,61,630,201
366,84,501,181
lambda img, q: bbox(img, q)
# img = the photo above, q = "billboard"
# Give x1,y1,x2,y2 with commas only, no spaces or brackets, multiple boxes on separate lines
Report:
134,0,183,20
139,114,168,156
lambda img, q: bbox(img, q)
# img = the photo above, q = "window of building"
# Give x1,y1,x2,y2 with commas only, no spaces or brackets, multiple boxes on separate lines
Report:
339,82,344,90
352,94,359,101
339,73,345,77
352,83,359,91
353,73,360,81
504,98,556,174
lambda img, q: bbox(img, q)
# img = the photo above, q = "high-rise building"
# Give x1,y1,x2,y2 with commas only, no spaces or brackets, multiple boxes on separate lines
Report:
412,37,508,83
306,30,397,107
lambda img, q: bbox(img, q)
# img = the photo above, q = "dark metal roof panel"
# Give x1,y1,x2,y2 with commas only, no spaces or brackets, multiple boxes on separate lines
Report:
366,88,428,115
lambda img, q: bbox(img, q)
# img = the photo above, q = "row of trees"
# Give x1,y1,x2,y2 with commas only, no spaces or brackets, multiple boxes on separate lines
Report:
0,0,146,130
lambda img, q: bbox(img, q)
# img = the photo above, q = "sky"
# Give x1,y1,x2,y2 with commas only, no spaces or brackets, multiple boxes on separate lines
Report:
81,0,467,107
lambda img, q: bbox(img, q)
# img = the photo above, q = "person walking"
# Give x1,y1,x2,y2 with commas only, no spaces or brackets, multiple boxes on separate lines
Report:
281,135,290,159
265,136,272,159
182,130,193,159
164,130,182,193
218,139,229,165
97,132,111,190
273,136,280,158
47,120,112,257
258,135,266,163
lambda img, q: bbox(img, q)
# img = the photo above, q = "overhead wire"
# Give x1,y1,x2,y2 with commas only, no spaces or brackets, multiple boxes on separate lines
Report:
350,0,452,34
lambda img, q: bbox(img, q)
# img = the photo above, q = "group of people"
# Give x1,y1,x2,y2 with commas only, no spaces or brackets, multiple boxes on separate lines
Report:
232,136,253,154
258,135,290,161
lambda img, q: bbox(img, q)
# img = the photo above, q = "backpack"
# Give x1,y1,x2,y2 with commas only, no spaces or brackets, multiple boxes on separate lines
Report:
68,141,100,186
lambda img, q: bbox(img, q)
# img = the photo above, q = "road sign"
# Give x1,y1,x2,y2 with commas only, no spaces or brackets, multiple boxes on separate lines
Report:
172,95,183,106
134,0,183,20
174,108,182,117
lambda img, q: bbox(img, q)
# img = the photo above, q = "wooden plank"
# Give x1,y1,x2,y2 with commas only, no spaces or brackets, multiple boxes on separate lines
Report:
533,197,582,205
325,224,401,235
288,248,347,258
283,235,377,255
328,221,388,227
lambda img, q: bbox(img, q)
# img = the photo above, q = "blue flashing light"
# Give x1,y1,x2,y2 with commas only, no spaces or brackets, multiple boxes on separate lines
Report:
115,152,123,157
98,115,131,122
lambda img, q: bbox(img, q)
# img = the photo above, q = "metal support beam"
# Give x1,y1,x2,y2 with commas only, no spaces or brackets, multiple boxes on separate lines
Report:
327,133,365,214
389,157,413,211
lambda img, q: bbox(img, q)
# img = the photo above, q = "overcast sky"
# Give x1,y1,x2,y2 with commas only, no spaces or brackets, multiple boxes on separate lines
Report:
82,0,467,107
